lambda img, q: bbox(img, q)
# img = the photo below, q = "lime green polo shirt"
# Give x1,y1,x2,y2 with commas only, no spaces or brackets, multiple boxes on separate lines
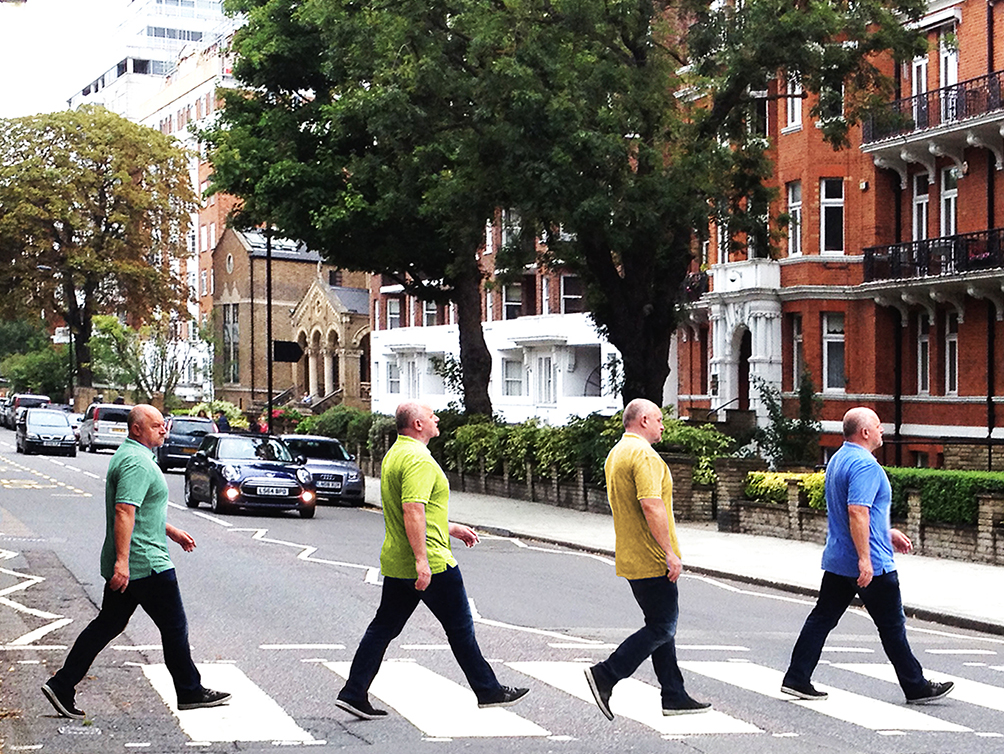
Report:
604,432,680,579
379,435,457,579
100,438,173,580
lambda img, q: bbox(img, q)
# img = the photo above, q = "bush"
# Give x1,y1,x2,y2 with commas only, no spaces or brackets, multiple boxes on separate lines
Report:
368,413,396,456
885,467,1004,526
744,471,825,508
446,420,506,474
190,400,248,429
656,416,735,486
304,405,368,441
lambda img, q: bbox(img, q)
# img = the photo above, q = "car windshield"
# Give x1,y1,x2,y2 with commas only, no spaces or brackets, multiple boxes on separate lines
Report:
29,411,70,428
217,436,292,462
284,438,351,461
172,419,213,436
96,407,131,423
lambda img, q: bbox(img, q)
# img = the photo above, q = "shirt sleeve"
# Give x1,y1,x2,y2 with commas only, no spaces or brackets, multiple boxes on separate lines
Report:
633,449,666,500
113,456,150,508
845,457,883,509
399,455,436,506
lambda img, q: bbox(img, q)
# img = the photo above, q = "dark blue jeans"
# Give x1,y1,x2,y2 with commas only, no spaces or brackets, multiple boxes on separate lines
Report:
51,569,202,701
594,575,689,705
784,570,927,696
341,565,501,703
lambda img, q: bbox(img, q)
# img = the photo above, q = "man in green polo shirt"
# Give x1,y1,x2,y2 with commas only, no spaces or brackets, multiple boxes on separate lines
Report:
42,405,229,720
335,401,529,720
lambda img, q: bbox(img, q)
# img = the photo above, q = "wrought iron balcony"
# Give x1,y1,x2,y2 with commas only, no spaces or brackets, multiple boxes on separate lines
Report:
863,228,1004,282
862,69,1004,144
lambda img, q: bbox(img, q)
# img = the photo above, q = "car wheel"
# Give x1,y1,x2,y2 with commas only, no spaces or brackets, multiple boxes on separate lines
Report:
210,482,230,514
184,477,199,509
68,447,77,458
299,504,316,519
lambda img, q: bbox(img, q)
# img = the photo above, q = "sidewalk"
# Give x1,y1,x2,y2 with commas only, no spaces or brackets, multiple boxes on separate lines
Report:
364,477,1004,635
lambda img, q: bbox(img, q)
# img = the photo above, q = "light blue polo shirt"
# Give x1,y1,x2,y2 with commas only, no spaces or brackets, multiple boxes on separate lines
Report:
821,441,896,578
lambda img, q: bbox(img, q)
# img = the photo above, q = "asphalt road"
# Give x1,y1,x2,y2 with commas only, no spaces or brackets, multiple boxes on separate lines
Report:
1,427,1003,754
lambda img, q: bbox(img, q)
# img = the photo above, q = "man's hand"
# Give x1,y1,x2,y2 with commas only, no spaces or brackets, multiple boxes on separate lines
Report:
448,523,480,548
857,557,874,588
890,528,913,554
109,562,130,593
167,525,196,552
666,551,683,583
415,559,432,591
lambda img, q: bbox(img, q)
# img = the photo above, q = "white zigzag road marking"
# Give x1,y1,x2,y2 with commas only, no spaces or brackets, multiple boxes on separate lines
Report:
227,528,379,582
0,548,72,648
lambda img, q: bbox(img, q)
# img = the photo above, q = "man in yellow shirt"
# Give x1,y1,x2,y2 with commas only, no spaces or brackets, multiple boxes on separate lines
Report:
585,399,711,719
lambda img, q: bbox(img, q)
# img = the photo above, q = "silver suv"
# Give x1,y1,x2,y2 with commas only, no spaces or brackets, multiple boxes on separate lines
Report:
78,403,133,453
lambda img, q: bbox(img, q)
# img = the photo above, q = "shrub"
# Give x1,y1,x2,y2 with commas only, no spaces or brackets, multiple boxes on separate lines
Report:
305,405,368,441
656,416,735,486
368,413,396,456
190,400,248,429
446,420,505,474
885,467,1004,526
744,471,825,508
501,420,544,480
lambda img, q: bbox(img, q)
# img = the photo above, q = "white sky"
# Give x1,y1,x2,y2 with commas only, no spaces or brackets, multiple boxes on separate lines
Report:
0,0,124,119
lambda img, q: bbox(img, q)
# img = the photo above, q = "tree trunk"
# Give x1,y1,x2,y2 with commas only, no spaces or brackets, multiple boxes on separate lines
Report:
452,252,493,416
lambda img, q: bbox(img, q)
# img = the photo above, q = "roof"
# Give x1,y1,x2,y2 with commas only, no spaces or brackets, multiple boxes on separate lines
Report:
238,229,323,263
324,286,370,315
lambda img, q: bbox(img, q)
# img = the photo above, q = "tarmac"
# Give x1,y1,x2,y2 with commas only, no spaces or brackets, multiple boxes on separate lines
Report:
364,477,1004,636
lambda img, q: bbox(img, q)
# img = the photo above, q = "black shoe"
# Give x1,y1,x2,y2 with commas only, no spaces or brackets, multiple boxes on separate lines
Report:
662,696,712,716
584,665,614,721
781,681,828,700
41,681,84,720
906,680,954,705
477,686,530,709
177,688,231,710
335,695,389,720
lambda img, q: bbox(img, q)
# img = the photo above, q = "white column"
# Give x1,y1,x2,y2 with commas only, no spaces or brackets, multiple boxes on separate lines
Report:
323,349,335,395
308,348,319,397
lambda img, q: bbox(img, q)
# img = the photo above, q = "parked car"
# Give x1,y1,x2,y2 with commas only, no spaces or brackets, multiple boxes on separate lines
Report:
184,433,316,518
156,415,216,471
280,434,365,506
16,408,77,457
78,403,133,452
67,412,84,441
3,394,51,429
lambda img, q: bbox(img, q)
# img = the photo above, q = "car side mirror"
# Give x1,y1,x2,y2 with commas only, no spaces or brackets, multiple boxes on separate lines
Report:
295,454,307,465
349,453,356,461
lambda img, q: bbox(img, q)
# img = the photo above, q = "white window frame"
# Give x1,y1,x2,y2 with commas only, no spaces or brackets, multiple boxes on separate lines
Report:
945,311,959,395
535,355,555,405
941,166,959,237
940,32,959,122
785,73,803,129
484,220,494,254
912,173,929,241
792,314,804,386
911,55,929,126
820,178,844,254
822,313,846,393
386,298,401,329
387,361,401,394
560,275,584,314
502,357,523,397
917,313,930,394
503,283,522,320
542,277,551,315
423,300,438,327
786,181,802,256
485,289,494,321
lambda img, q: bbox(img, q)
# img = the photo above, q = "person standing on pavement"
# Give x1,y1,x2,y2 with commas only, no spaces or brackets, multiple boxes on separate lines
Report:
781,407,953,704
42,405,230,720
214,409,230,433
585,399,711,719
335,400,529,719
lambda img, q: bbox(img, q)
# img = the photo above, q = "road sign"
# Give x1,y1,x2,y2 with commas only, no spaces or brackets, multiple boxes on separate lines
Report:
273,340,304,363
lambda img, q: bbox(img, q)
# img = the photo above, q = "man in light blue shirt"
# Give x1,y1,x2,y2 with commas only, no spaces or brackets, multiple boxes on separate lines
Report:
781,407,953,705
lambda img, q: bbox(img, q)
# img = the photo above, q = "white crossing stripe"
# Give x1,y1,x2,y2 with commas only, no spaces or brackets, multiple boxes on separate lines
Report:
324,661,550,738
834,663,1004,712
142,663,317,743
679,661,969,732
508,661,760,735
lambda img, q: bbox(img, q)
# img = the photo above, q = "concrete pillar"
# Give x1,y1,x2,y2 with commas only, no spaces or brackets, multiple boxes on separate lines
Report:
977,492,1004,563
787,478,802,540
308,348,319,396
323,349,335,395
906,489,922,552
339,348,363,408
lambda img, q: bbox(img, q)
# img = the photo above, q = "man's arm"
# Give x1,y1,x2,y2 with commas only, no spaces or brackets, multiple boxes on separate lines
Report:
402,502,431,591
110,503,136,593
848,504,873,588
448,522,480,548
639,497,683,583
166,524,196,552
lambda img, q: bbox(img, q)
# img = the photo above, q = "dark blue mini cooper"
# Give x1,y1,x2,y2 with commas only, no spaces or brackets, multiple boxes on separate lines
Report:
184,434,316,518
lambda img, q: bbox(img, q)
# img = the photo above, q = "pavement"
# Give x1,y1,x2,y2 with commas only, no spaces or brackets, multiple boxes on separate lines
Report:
365,477,1004,636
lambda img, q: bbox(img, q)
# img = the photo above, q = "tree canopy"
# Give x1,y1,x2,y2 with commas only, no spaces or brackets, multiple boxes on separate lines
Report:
209,0,925,408
0,105,197,389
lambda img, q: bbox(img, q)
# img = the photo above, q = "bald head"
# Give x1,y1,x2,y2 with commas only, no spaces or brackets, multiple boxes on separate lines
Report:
623,398,664,444
395,401,440,444
127,404,167,450
843,407,883,452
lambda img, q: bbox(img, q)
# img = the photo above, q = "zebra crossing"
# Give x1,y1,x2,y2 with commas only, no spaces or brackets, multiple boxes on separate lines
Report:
120,656,1004,744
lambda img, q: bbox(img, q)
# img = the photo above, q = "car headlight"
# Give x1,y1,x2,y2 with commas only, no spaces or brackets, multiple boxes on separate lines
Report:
222,464,240,482
295,467,312,485
347,470,361,481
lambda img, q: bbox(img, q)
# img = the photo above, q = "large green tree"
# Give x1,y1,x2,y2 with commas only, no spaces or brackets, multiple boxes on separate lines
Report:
208,0,925,408
0,105,197,390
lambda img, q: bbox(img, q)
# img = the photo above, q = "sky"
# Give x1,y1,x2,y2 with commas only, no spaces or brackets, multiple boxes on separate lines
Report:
0,0,124,119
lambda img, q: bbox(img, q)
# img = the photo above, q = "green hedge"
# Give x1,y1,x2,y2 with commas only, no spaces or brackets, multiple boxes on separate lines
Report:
744,471,825,509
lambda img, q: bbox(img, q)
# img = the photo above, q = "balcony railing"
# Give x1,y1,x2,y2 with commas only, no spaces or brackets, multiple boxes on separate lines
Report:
862,69,1004,144
863,228,1004,282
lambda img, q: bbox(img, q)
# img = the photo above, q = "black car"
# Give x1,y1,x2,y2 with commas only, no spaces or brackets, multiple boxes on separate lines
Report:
280,434,365,506
156,415,216,470
16,408,77,457
184,433,316,518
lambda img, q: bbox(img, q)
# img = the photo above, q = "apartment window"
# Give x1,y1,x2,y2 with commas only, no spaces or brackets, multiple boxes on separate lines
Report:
503,284,522,320
786,181,802,256
200,225,208,252
485,289,494,321
484,221,494,254
940,33,959,122
820,178,844,254
423,300,438,327
536,355,555,405
911,55,929,128
917,313,930,394
386,298,401,329
945,311,958,395
912,173,929,241
222,303,239,383
541,276,551,315
941,167,959,237
329,269,343,286
822,313,845,392
199,270,207,296
792,314,804,386
501,209,520,249
785,73,803,129
406,360,419,398
209,222,216,250
502,358,523,397
561,276,585,314
387,362,401,394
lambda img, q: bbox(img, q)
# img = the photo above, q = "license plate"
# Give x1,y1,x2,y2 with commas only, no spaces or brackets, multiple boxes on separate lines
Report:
317,481,342,490
43,441,61,447
258,486,288,496
183,447,197,454
111,426,127,434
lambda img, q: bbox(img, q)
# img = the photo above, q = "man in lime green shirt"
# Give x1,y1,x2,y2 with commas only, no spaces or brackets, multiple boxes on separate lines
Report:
336,401,529,719
42,405,229,720
585,399,710,719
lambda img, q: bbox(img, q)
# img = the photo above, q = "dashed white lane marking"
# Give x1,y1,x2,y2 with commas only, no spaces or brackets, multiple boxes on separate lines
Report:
260,644,345,650
680,661,969,732
143,663,317,743
926,649,997,655
324,660,550,738
508,660,760,735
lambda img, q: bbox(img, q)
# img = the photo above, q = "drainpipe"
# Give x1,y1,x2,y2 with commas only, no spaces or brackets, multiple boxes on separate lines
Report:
894,310,903,467
989,301,997,470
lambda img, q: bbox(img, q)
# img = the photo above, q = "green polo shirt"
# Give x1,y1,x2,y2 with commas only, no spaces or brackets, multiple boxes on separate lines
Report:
100,438,173,581
379,435,457,579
